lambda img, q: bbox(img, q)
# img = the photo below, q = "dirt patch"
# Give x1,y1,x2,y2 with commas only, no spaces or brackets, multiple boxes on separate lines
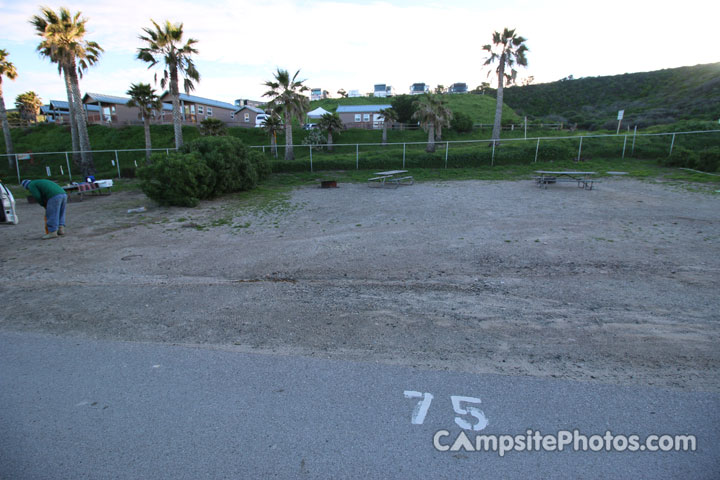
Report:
1,178,719,391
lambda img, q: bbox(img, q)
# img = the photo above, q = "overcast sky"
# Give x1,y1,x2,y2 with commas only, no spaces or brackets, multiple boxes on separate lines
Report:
0,0,717,106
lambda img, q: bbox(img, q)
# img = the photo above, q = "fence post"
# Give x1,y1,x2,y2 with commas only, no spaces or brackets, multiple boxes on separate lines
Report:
65,152,72,181
402,143,406,169
631,126,637,155
309,146,313,172
669,133,676,157
622,136,628,159
15,154,20,184
534,138,540,163
491,142,495,166
262,146,265,154
445,142,449,168
115,150,121,178
524,116,527,139
356,144,359,170
166,148,169,156
577,136,583,162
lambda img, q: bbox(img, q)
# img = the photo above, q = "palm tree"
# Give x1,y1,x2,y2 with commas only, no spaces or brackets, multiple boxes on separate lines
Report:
262,112,283,158
31,7,103,176
317,112,343,152
0,49,17,162
412,95,452,153
483,28,528,144
137,20,200,149
378,107,397,145
263,68,309,161
15,91,43,124
126,82,161,164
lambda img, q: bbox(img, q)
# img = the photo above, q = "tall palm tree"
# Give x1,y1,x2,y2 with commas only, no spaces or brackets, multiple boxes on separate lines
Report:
379,107,397,145
137,20,200,149
412,94,452,153
483,28,528,144
31,7,103,176
15,91,43,124
0,49,17,162
262,112,283,158
126,82,161,164
317,112,343,152
263,68,309,161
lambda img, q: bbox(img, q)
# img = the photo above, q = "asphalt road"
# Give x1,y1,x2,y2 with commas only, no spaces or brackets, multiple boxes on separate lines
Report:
1,331,718,479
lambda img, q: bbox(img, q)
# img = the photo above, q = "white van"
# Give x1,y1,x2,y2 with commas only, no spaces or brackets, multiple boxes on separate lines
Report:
255,114,270,128
0,181,19,225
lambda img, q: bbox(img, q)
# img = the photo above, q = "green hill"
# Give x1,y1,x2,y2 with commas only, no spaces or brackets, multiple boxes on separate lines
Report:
311,94,522,124
502,62,720,130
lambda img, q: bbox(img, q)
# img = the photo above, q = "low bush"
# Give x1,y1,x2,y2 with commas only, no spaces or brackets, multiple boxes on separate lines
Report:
138,136,270,206
451,111,473,133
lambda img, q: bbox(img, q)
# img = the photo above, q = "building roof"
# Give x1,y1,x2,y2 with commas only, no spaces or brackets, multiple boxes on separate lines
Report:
336,105,392,113
83,92,131,105
160,92,236,110
234,105,265,115
49,99,100,111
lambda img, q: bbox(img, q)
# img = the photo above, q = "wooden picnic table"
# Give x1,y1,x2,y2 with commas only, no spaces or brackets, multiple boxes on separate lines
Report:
534,170,597,190
368,170,414,188
62,181,112,200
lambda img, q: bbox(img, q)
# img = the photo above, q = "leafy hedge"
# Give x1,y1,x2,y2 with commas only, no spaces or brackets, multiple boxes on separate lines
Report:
137,136,270,206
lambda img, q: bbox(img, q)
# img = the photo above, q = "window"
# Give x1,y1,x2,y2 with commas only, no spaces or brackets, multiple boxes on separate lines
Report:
363,114,370,122
198,106,204,114
207,107,213,116
354,114,361,122
190,105,195,114
231,113,235,119
244,113,250,122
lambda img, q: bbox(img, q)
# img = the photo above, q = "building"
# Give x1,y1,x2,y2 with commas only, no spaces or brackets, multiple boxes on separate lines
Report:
409,83,429,95
373,84,395,98
42,100,100,123
82,93,138,124
159,92,238,124
235,98,264,109
336,104,391,129
233,105,266,127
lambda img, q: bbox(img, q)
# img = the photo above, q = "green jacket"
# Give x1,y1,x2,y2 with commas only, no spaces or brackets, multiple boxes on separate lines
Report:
27,179,66,207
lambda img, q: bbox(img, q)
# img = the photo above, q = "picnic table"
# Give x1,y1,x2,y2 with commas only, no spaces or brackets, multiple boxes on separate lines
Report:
368,170,414,188
534,171,597,190
62,180,113,200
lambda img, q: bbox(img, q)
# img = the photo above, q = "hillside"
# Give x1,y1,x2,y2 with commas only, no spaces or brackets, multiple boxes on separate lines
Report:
502,62,720,130
310,94,522,124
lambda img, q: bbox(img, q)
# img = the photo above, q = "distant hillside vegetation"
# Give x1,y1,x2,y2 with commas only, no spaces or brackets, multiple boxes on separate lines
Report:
502,62,720,130
311,94,522,124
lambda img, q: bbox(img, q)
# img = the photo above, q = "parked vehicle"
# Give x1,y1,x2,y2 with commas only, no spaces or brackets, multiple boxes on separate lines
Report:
373,84,395,98
303,123,317,130
0,181,19,225
410,83,429,95
449,83,468,94
255,114,270,128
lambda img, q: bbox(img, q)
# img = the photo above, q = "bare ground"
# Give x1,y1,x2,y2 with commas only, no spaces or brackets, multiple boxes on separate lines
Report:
1,178,719,391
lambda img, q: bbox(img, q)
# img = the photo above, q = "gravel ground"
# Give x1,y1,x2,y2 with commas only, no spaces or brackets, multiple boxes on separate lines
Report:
1,178,718,391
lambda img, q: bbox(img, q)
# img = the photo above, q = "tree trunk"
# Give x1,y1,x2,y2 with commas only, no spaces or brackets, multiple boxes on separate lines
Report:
270,132,277,158
284,114,294,161
327,132,333,152
436,123,442,141
63,68,81,166
491,53,506,144
143,116,152,164
0,84,14,164
382,124,387,145
67,63,96,177
426,123,436,153
170,67,183,149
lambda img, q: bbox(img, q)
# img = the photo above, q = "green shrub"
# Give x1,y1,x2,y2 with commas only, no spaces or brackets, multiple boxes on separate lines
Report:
137,136,270,206
451,111,473,133
696,147,720,172
137,152,213,207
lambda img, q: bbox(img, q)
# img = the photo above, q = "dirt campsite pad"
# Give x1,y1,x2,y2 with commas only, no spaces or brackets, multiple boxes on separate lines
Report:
1,178,719,392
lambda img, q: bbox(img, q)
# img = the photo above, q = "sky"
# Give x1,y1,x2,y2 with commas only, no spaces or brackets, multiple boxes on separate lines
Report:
0,0,717,106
